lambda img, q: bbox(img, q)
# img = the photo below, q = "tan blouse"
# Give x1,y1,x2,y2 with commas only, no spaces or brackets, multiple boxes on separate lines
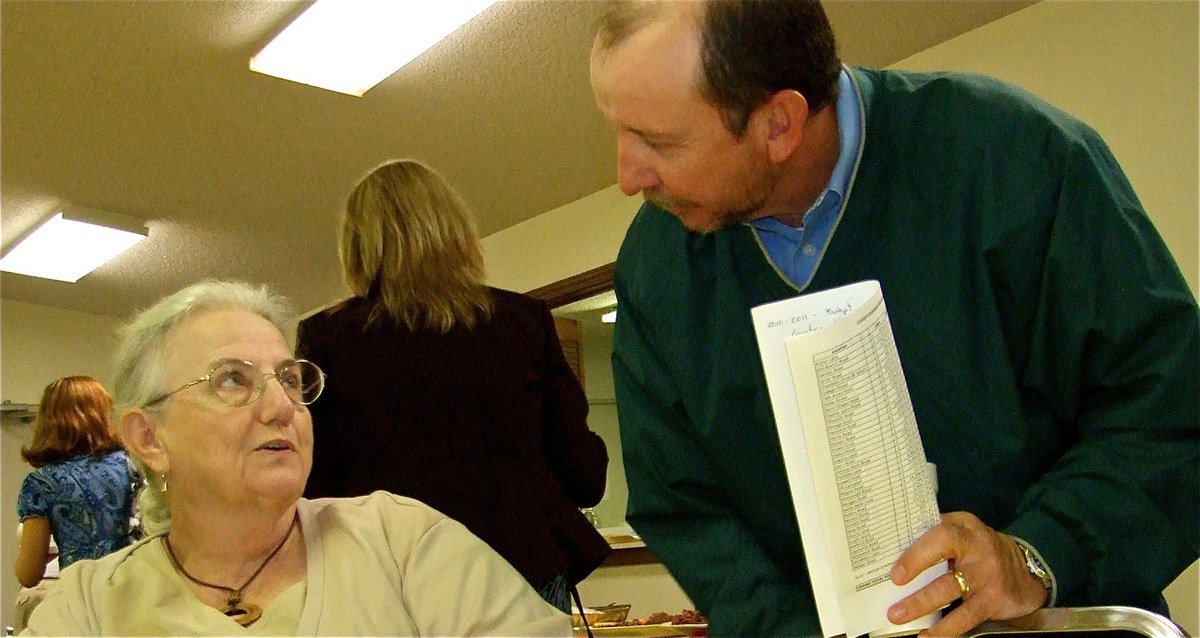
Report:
23,492,571,636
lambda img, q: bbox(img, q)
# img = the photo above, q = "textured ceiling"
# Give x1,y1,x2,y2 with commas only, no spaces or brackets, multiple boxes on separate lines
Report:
0,0,1034,319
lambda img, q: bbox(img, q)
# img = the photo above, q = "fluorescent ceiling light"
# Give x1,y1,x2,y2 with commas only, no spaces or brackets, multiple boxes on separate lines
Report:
601,309,617,324
250,0,497,97
0,209,147,283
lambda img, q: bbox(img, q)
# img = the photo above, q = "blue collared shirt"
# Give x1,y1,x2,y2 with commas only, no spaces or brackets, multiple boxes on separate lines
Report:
747,68,861,289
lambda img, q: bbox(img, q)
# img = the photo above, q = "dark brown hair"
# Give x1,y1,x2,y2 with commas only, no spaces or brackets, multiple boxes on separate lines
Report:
596,0,842,136
21,376,123,468
699,0,841,135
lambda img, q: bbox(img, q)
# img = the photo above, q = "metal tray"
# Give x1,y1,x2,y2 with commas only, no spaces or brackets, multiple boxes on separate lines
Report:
968,606,1190,638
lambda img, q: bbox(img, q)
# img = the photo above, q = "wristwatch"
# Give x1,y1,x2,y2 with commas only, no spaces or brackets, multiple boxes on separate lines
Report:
1015,539,1055,601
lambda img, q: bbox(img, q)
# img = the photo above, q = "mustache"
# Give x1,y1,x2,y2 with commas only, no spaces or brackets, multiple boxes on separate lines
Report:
643,189,693,212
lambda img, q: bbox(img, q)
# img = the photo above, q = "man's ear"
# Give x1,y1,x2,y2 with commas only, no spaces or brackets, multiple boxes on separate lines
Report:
760,89,810,164
120,410,169,476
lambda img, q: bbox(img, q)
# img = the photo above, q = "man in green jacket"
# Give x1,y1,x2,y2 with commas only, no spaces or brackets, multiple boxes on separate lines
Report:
589,1,1199,636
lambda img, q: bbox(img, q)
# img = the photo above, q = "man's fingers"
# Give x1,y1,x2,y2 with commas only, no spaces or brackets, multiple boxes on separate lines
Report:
922,600,987,637
893,521,962,585
888,570,965,625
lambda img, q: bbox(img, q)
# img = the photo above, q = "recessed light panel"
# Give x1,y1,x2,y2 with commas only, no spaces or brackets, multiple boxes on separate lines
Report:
250,0,497,97
0,211,147,283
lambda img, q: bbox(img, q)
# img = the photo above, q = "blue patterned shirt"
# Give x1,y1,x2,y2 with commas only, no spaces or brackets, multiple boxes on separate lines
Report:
17,451,134,570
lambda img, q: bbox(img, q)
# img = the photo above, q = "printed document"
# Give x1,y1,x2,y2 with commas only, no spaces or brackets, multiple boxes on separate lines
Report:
752,280,947,638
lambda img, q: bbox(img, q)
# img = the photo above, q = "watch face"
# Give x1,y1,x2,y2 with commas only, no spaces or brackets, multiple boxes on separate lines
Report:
1021,544,1052,587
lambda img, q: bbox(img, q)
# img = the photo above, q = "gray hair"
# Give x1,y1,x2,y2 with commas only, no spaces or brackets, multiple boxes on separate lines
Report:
112,280,294,533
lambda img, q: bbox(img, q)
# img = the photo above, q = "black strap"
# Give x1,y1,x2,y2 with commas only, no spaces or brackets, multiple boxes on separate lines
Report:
570,585,594,638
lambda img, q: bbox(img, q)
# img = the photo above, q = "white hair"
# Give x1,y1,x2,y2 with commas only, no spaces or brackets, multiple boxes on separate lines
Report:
112,280,294,533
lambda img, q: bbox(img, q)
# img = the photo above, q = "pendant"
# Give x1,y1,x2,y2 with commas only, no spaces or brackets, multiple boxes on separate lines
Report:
222,601,263,627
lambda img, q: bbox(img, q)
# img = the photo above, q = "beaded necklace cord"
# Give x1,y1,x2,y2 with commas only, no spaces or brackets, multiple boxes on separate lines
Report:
163,513,298,627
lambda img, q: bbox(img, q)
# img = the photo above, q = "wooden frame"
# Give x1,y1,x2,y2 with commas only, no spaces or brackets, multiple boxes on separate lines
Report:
524,262,615,309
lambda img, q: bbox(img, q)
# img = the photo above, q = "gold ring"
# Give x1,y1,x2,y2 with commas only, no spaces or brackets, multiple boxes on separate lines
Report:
953,570,972,597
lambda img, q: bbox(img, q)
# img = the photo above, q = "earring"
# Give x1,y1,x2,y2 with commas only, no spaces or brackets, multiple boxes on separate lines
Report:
159,474,168,494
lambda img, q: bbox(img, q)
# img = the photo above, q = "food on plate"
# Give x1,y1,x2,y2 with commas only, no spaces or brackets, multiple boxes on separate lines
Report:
640,611,672,625
669,608,706,625
594,609,707,626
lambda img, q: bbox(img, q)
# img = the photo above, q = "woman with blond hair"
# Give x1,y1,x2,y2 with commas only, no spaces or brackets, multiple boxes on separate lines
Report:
298,158,610,612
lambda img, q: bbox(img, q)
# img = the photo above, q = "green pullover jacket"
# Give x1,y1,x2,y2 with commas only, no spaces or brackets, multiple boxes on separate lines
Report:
612,67,1199,637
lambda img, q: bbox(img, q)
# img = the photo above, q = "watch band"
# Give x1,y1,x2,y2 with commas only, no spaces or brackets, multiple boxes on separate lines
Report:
1013,537,1056,606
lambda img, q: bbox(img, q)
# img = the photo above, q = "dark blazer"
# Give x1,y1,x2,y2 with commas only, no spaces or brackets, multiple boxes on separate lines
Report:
297,288,611,585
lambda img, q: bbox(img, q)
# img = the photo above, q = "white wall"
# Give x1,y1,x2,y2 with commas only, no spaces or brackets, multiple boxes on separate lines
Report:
891,0,1198,296
580,326,626,529
891,2,1198,632
481,184,638,293
0,300,124,627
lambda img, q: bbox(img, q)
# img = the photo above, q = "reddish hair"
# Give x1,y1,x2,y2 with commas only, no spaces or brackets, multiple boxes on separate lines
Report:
21,376,123,468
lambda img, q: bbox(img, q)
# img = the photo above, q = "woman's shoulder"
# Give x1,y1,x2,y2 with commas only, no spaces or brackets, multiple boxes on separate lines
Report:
302,492,457,539
304,490,445,518
296,297,367,350
18,466,52,504
73,450,130,477
298,296,369,327
299,493,493,574
20,459,74,488
97,449,128,466
22,451,124,484
55,533,163,585
26,536,170,633
484,288,552,328
487,287,544,309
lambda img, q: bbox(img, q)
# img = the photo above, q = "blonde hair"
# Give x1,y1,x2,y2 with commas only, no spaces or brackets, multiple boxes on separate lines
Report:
338,159,493,332
22,376,123,468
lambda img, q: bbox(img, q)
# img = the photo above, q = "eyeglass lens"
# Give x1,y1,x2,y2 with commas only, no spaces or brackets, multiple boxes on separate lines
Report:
208,360,323,407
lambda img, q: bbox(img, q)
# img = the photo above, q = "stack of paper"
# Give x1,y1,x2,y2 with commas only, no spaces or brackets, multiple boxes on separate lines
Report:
751,280,947,638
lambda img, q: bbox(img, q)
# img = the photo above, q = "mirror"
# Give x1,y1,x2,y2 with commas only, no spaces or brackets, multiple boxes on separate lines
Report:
527,264,626,529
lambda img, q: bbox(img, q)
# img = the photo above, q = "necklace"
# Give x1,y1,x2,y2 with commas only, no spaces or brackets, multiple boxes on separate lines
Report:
163,514,297,627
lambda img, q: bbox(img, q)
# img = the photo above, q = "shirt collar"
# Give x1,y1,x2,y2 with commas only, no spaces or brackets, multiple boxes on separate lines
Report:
827,67,861,202
750,68,861,231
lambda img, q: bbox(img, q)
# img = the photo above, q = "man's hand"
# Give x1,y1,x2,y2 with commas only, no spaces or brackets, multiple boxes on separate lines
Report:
887,511,1049,636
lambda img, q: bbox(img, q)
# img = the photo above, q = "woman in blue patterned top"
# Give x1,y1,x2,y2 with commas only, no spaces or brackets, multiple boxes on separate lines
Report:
15,375,133,587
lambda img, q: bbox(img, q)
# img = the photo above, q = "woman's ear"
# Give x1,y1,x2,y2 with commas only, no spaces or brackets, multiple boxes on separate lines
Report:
120,410,169,476
761,89,810,164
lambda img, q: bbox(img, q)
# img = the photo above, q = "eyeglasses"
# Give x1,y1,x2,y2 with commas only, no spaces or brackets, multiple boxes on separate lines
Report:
144,359,326,408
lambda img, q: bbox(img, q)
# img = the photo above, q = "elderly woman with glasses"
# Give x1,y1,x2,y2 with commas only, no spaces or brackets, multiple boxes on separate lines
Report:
22,280,569,636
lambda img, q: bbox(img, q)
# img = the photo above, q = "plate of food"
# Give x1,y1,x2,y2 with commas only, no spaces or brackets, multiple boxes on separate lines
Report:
574,609,707,637
572,603,632,628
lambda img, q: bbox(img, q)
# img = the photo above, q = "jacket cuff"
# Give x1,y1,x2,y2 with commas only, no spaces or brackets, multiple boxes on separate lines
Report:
1009,535,1058,606
1005,509,1087,605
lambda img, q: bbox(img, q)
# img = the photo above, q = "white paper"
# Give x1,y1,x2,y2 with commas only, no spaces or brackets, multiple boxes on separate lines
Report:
752,281,946,638
752,281,876,636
